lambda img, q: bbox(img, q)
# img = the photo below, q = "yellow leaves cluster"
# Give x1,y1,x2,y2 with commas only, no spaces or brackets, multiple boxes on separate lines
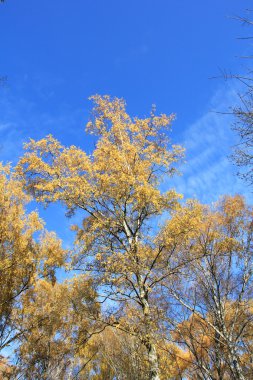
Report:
160,195,250,261
172,299,253,375
157,342,192,379
173,313,212,352
18,135,92,209
80,326,149,379
0,163,38,300
18,96,184,214
0,162,65,350
161,200,203,243
38,231,66,278
17,275,99,378
0,355,13,379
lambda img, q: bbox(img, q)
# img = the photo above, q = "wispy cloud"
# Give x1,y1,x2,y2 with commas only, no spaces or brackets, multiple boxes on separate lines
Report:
168,84,253,204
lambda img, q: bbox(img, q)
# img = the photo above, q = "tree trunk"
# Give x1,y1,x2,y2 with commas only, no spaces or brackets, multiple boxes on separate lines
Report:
140,288,160,380
147,340,160,380
228,349,246,380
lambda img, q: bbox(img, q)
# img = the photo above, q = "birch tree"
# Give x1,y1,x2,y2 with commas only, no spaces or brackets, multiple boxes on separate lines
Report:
17,95,185,380
168,195,253,380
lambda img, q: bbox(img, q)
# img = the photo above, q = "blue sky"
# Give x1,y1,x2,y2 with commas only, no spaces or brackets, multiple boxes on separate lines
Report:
0,0,253,242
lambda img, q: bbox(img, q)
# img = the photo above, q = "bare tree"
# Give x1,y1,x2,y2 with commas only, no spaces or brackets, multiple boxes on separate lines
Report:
227,11,253,185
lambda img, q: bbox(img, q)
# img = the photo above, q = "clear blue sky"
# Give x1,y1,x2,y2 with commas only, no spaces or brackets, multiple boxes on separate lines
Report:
1,1,251,121
0,1,252,238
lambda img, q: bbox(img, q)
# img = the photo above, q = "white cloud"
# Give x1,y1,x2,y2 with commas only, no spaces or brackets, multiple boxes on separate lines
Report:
168,84,253,204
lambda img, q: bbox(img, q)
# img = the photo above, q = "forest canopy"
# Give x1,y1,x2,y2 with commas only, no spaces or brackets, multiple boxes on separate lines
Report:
0,95,252,380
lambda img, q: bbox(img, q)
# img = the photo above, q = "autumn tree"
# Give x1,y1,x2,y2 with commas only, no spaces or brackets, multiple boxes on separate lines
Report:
81,327,149,380
17,95,186,380
167,195,253,380
14,275,100,380
79,326,190,380
0,163,65,354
